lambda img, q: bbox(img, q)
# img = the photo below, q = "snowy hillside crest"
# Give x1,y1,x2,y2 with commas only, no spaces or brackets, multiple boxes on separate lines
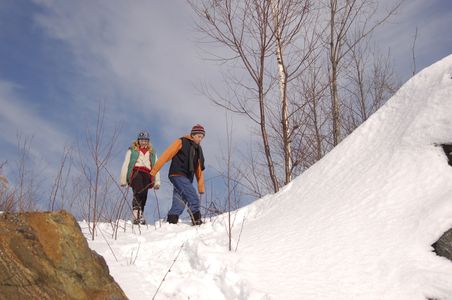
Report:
88,55,452,300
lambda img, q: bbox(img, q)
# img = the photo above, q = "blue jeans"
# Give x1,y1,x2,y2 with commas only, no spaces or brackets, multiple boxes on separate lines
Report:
168,175,200,216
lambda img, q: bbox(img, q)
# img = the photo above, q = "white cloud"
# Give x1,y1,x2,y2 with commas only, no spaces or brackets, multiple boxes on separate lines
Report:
0,81,69,149
0,80,73,184
31,1,252,169
32,2,223,122
27,0,452,177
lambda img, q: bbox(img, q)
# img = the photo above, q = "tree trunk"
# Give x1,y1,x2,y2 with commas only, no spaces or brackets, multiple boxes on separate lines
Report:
271,0,292,185
330,65,341,145
259,69,279,193
329,0,341,146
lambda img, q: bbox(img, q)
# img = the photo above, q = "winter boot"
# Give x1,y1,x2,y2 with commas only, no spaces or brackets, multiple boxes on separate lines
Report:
139,216,146,225
192,211,203,226
167,214,179,224
140,209,146,225
132,209,140,225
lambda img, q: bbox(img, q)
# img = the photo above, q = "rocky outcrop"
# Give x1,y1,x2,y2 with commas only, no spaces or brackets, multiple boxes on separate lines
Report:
0,210,127,300
433,228,452,261
434,145,452,261
442,144,452,166
428,228,451,300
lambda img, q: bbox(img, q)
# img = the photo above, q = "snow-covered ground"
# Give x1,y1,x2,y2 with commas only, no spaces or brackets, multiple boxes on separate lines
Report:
83,55,452,300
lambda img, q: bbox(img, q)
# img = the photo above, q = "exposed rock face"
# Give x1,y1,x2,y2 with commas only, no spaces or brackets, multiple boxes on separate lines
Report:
434,145,452,261
433,228,452,261
0,210,127,300
428,228,451,300
442,144,452,166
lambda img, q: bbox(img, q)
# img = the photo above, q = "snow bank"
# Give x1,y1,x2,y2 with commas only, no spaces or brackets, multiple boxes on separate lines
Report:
86,55,452,300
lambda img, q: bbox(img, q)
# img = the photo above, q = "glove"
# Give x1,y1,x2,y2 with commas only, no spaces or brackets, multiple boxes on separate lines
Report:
154,184,160,190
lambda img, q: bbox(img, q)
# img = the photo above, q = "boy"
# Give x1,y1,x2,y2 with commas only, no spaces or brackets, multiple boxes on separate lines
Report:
150,124,205,225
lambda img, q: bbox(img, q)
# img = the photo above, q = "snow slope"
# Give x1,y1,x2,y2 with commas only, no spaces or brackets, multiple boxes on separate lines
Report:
85,55,452,300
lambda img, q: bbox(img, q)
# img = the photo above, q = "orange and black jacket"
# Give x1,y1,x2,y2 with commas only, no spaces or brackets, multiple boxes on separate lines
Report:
150,136,205,193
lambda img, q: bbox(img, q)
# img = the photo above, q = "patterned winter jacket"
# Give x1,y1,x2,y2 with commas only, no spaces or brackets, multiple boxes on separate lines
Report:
120,141,161,187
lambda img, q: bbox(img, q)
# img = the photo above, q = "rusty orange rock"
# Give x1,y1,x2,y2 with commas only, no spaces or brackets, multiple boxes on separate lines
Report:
0,210,128,300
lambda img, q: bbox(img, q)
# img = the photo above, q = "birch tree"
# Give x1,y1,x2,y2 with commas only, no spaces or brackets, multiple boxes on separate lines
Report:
189,0,401,194
189,0,317,190
270,0,315,184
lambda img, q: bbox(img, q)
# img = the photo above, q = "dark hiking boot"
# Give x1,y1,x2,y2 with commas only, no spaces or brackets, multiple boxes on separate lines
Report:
139,218,146,225
167,214,179,224
192,211,203,226
132,218,140,225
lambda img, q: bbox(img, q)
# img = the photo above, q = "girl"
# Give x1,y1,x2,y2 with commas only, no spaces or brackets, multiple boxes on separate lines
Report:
120,130,160,224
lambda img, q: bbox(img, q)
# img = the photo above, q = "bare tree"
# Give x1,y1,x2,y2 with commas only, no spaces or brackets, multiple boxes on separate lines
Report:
78,103,119,240
189,0,321,191
411,27,418,76
324,0,401,145
341,42,399,134
101,165,132,239
190,0,401,197
204,113,249,251
270,0,318,184
189,0,280,192
14,135,39,212
0,161,14,212
296,59,331,167
0,161,7,188
237,143,266,198
0,185,14,213
49,146,73,211
225,115,234,251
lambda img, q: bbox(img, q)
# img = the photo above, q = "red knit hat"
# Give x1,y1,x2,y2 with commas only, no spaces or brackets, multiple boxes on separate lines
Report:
191,124,205,136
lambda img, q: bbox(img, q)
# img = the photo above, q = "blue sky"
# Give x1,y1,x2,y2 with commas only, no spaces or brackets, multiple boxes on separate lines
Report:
0,1,223,176
0,0,451,211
